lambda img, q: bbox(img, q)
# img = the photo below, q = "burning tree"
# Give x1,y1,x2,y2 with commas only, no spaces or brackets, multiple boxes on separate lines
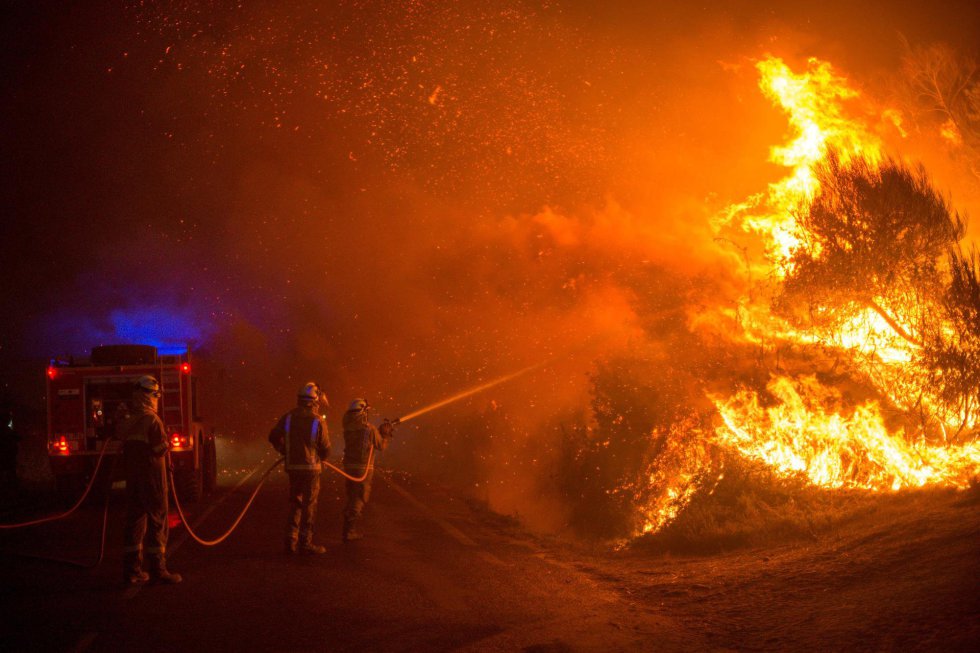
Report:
777,151,964,346
921,245,980,439
662,55,980,540
900,43,980,179
572,55,980,542
772,151,980,435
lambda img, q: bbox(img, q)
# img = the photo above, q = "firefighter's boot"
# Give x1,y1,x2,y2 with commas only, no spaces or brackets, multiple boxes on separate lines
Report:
148,555,183,584
125,569,151,584
284,538,298,555
151,567,183,584
123,552,149,585
344,529,364,542
299,542,326,555
342,520,363,542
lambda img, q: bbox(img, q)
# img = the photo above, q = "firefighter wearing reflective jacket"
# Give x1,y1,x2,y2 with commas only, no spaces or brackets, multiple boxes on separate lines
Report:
269,382,331,554
121,376,182,585
342,399,393,542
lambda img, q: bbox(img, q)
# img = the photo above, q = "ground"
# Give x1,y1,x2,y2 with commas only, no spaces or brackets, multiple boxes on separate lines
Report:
0,443,977,652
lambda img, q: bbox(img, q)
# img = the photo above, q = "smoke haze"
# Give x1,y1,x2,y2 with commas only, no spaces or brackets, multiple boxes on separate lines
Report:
2,0,978,529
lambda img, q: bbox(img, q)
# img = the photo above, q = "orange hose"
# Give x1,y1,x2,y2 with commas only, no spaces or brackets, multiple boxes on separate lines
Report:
168,455,283,546
0,440,114,529
320,446,374,482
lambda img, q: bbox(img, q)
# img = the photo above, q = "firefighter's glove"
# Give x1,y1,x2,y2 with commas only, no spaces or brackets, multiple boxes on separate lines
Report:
379,419,395,439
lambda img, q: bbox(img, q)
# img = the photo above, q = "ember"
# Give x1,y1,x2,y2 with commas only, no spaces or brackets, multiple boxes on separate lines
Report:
5,3,979,546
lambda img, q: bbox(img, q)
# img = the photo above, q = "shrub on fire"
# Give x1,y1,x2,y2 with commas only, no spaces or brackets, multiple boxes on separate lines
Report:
558,354,717,540
776,152,980,438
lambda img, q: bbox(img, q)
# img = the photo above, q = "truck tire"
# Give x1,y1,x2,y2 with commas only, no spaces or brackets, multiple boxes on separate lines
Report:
174,466,203,504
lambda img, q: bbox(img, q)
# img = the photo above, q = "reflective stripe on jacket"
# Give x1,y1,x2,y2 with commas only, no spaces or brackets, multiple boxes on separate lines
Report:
121,401,169,458
269,406,330,472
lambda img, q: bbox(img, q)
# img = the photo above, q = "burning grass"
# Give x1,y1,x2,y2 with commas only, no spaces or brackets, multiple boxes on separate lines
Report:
633,466,980,558
634,455,872,554
557,338,980,545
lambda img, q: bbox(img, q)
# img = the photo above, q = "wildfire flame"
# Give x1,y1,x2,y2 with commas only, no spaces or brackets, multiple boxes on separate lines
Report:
723,56,884,269
713,376,980,491
637,55,980,536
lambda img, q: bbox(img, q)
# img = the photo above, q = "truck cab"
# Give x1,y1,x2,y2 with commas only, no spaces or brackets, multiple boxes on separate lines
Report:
47,344,217,502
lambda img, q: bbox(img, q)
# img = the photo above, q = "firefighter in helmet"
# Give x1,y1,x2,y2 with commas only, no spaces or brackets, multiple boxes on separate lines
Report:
121,375,182,585
342,398,394,542
269,382,331,554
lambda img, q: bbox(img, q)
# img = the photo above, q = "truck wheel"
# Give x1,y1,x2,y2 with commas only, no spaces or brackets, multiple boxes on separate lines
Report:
174,466,202,504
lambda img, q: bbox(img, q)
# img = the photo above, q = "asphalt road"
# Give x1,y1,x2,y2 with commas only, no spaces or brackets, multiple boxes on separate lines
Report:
0,459,698,653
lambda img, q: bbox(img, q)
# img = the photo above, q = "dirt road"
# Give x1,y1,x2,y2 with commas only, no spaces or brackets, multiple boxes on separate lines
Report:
1,460,977,652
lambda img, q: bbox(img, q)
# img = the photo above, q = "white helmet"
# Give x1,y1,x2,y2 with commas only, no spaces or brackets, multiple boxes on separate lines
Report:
348,398,369,412
298,382,321,405
135,375,161,397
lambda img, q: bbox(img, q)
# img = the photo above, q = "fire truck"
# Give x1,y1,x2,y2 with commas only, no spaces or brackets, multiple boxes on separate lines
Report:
47,344,217,502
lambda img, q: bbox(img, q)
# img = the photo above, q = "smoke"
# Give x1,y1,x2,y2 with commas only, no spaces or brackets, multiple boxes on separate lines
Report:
3,0,979,533
42,303,219,356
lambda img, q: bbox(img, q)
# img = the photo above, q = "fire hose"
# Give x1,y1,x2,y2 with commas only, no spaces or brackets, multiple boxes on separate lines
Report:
320,445,375,482
168,453,283,546
1,446,373,558
2,359,546,556
0,444,118,570
169,435,387,546
0,439,115,530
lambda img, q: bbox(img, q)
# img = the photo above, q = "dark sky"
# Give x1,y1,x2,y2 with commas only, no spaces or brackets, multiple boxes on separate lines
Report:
2,0,978,444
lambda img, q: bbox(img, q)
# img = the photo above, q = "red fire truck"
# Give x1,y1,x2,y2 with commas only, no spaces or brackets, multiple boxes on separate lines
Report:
47,344,217,502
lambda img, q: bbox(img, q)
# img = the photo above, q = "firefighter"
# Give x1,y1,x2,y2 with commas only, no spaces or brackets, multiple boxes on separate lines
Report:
342,399,394,542
121,376,182,585
269,382,331,554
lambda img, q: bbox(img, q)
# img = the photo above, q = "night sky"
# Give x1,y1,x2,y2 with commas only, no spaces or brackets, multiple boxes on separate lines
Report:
2,1,978,448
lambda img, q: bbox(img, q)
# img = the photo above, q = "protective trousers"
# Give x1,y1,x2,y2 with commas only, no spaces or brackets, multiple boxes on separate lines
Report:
123,444,170,576
343,469,374,536
285,471,320,547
